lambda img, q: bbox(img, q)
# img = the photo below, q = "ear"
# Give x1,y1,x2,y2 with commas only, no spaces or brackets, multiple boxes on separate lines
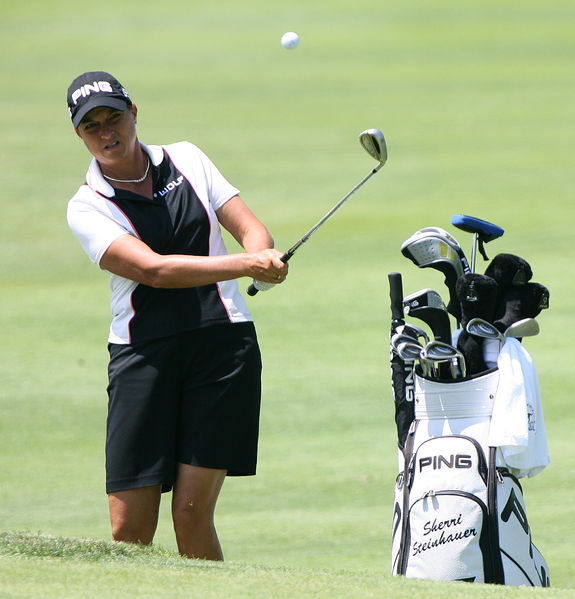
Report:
74,127,82,138
131,103,138,123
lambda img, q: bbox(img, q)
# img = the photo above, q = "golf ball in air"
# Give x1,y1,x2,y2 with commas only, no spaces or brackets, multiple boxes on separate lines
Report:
281,31,300,49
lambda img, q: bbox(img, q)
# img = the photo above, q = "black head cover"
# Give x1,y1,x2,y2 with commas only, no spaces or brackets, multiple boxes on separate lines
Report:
494,282,550,332
456,273,499,327
485,253,533,303
457,332,487,376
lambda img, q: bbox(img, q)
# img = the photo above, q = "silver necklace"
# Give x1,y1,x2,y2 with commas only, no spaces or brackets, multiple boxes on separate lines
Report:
103,158,150,184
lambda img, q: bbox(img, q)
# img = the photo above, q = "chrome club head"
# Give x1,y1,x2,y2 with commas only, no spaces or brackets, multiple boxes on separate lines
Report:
359,129,387,165
504,318,540,339
396,341,424,361
422,341,466,379
466,317,540,341
466,317,503,341
401,323,430,345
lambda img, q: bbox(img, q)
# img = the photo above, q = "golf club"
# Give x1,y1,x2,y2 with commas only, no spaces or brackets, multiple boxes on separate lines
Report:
465,316,540,369
505,317,541,339
466,317,504,341
400,227,470,320
396,341,424,361
401,323,431,345
393,335,431,377
467,318,540,341
389,273,431,343
391,331,419,349
401,227,470,276
422,340,467,379
466,317,540,341
451,215,504,272
403,288,452,343
248,129,387,295
403,288,446,311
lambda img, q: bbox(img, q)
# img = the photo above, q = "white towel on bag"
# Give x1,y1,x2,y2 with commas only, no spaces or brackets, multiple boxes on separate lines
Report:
487,337,550,478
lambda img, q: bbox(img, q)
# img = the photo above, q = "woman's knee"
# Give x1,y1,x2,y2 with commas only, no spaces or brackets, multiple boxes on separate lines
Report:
172,465,226,523
108,487,161,545
171,495,215,529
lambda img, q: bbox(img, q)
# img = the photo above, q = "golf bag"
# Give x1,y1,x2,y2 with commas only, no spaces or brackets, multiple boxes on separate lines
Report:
391,371,549,586
388,268,550,587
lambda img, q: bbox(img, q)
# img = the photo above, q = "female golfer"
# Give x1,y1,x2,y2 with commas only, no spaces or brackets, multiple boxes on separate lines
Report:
66,71,288,560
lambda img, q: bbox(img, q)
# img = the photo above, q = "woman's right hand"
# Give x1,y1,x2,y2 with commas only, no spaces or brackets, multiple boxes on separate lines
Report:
248,249,289,285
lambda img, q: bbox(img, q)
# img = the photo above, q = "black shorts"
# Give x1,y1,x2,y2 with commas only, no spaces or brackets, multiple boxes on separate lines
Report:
105,322,262,493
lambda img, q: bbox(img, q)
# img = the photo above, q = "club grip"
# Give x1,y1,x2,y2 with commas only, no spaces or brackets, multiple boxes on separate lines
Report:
388,272,404,323
246,251,292,296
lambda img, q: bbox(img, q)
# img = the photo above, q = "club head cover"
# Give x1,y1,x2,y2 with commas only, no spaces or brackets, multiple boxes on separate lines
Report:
494,282,550,332
444,272,463,321
400,228,470,320
455,273,499,328
484,253,533,305
456,331,487,376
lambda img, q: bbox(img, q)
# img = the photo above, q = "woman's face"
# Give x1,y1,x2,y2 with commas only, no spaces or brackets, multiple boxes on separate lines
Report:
75,104,139,167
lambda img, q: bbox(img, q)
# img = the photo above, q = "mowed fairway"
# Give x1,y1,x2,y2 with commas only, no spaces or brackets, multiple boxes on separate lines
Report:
1,0,574,597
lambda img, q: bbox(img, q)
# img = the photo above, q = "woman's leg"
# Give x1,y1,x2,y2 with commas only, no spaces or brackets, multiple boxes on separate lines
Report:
108,485,162,545
171,464,227,560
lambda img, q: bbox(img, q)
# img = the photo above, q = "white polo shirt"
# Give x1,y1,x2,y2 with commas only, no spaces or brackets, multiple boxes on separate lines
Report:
67,141,253,344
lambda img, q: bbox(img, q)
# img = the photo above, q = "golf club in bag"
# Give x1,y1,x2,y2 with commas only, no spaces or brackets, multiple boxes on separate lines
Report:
389,219,550,587
451,214,505,272
400,226,470,321
247,129,387,295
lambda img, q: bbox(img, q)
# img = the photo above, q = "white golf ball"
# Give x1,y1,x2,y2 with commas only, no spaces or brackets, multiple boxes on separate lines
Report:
281,31,300,49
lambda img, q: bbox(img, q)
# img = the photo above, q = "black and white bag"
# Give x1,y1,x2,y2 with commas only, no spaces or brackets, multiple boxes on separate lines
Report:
391,371,550,586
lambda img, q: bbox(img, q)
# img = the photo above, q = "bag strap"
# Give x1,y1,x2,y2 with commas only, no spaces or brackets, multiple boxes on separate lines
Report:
485,446,505,584
396,420,418,573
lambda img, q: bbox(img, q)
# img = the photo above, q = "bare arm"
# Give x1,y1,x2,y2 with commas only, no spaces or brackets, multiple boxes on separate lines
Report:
99,196,288,289
216,195,275,252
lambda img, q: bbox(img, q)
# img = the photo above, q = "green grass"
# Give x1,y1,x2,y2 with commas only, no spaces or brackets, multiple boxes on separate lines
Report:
2,532,573,599
1,0,574,596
